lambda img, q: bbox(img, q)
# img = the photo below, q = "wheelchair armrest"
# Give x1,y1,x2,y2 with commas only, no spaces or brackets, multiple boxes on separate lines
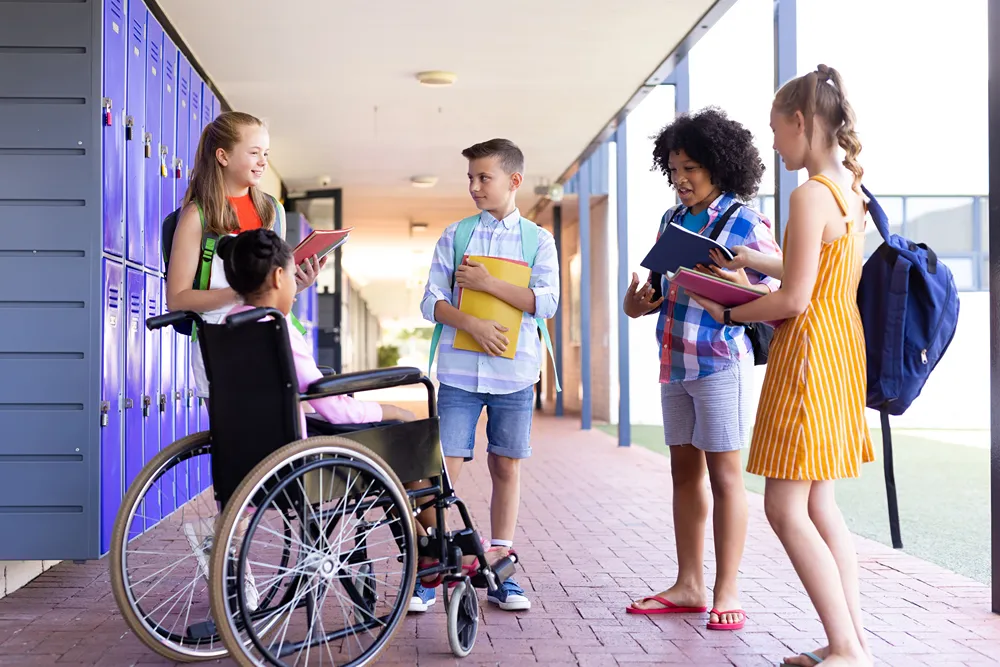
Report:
226,307,285,328
302,366,426,399
316,365,336,376
146,310,203,331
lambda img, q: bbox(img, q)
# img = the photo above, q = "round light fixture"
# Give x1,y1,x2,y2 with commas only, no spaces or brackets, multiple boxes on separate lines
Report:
410,175,438,188
416,70,457,87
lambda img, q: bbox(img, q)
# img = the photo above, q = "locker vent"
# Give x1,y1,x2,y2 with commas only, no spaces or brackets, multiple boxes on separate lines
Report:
149,41,160,64
131,18,143,44
109,0,124,22
108,285,120,310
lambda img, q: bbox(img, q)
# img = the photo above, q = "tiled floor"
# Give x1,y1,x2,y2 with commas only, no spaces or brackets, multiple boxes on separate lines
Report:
1,415,998,666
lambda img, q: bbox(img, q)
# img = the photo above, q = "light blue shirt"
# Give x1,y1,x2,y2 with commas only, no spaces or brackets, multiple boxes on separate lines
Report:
420,208,560,394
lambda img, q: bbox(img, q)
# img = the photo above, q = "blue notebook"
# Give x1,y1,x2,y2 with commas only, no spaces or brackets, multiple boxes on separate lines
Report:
640,221,734,275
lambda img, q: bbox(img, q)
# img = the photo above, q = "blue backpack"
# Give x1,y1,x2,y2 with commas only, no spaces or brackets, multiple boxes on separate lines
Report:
858,186,960,549
427,215,561,392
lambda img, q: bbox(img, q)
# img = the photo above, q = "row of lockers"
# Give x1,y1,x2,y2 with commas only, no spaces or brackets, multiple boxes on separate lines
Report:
102,0,216,268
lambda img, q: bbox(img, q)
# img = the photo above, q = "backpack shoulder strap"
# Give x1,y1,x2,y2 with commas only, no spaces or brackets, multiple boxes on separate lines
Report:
428,214,481,372
708,202,743,242
265,193,285,239
519,217,561,392
194,202,219,291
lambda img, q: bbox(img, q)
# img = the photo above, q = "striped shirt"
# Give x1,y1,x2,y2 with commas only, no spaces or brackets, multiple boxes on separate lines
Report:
420,209,559,395
653,193,782,383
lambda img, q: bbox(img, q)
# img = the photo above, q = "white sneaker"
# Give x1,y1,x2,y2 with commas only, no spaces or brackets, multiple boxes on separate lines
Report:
183,518,215,581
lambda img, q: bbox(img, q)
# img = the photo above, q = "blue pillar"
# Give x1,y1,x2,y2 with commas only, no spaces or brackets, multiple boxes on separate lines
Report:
774,0,798,244
674,55,690,116
579,165,592,431
553,204,564,417
987,0,1000,614
615,125,630,447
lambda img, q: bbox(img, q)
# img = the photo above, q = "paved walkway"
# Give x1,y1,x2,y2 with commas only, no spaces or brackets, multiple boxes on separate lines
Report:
1,415,998,666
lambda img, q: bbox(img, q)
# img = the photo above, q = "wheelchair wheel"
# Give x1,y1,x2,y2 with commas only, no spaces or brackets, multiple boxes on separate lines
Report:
447,579,479,658
109,432,225,662
208,436,417,667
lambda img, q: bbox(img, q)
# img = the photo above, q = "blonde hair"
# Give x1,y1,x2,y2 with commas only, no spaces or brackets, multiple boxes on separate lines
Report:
183,111,276,236
773,64,863,191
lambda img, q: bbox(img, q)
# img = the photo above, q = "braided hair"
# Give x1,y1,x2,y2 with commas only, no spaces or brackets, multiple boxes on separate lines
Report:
218,228,293,297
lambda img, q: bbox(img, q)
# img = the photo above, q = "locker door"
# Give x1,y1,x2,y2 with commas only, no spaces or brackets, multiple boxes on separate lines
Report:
124,1,146,265
143,276,161,527
209,91,219,120
188,71,203,169
201,85,214,128
159,280,176,517
124,269,144,539
100,260,124,555
173,331,189,506
102,0,127,257
159,35,178,258
175,56,191,213
143,15,164,272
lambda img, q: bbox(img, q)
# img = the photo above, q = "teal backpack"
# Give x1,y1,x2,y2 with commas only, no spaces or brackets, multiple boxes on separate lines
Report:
427,215,561,392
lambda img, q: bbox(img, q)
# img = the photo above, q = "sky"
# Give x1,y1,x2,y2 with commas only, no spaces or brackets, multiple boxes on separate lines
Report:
686,0,988,196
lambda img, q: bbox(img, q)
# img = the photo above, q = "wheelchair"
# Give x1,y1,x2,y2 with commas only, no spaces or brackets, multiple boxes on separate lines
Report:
110,307,520,665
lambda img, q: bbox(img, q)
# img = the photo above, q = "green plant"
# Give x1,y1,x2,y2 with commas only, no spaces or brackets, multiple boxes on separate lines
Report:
377,344,400,368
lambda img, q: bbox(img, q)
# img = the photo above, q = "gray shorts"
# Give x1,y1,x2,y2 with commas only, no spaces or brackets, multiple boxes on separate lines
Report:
660,354,753,453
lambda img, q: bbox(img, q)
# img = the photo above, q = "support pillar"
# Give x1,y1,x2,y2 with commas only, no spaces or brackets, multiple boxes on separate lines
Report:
773,0,798,244
553,204,564,418
615,124,630,447
579,166,592,431
987,0,1000,615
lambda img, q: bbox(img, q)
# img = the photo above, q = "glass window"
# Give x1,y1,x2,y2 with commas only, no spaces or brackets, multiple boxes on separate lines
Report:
905,197,975,253
981,257,990,291
864,196,903,256
941,256,975,291
979,197,989,254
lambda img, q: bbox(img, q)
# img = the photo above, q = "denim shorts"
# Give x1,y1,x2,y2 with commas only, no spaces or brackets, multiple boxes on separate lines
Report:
438,383,534,460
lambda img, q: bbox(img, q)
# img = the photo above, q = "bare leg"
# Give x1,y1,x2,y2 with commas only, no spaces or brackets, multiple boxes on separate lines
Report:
783,483,870,666
486,454,520,558
765,479,870,666
705,450,748,626
631,445,709,611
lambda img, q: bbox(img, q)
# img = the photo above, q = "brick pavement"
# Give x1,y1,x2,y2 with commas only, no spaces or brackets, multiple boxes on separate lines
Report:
1,415,998,666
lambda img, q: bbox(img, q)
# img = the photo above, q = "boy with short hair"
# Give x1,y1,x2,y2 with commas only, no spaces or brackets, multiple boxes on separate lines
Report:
415,138,559,613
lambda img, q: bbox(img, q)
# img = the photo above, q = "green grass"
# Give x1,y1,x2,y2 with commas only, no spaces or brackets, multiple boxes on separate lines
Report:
598,424,992,585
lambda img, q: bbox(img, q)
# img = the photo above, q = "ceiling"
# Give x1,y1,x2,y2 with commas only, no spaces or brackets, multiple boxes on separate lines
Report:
156,0,718,326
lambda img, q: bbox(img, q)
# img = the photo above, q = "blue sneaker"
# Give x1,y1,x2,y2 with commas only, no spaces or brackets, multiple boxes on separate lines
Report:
408,581,436,613
487,577,531,611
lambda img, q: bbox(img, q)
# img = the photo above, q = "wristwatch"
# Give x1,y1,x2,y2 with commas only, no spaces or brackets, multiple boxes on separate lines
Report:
723,308,736,326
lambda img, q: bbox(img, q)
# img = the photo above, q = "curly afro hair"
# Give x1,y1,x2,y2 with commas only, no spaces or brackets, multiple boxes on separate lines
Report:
651,107,765,201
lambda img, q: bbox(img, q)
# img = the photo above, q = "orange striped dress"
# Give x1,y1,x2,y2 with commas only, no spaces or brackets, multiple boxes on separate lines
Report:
747,175,874,480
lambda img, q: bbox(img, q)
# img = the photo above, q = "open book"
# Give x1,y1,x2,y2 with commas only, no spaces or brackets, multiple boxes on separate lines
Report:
666,267,765,307
641,222,734,275
292,228,354,268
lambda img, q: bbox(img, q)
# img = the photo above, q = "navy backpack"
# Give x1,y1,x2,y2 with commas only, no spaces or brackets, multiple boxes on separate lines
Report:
857,186,960,549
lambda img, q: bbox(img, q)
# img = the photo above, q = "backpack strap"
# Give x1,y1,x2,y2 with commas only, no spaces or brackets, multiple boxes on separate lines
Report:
266,193,285,239
708,202,743,242
193,202,218,291
428,215,481,371
519,217,561,393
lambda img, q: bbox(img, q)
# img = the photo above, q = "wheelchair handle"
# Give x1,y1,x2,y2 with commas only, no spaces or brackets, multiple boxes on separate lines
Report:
225,306,286,329
146,310,202,331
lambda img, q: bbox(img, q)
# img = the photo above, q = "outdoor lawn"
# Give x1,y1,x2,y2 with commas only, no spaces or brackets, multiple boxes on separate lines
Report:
598,424,992,585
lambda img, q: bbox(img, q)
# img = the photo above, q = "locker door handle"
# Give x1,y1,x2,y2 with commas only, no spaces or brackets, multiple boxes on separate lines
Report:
100,401,110,427
142,395,152,417
124,398,134,409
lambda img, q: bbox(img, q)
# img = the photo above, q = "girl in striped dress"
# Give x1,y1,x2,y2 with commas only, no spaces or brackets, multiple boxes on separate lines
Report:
689,65,874,667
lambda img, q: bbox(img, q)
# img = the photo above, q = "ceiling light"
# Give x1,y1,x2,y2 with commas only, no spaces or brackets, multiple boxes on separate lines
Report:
410,222,429,233
410,175,438,188
416,70,457,87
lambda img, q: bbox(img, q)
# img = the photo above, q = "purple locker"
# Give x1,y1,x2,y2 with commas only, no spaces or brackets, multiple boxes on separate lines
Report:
124,269,144,540
175,56,191,215
100,260,124,555
102,0,127,257
159,35,178,265
209,91,220,120
159,281,176,517
173,331,190,506
201,84,214,128
143,16,163,272
143,276,161,527
124,2,146,265
188,71,204,172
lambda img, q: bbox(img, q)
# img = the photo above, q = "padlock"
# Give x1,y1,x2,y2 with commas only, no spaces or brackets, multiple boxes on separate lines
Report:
159,393,167,412
100,401,110,427
175,158,182,179
144,133,152,159
142,395,152,417
125,116,134,141
102,98,112,126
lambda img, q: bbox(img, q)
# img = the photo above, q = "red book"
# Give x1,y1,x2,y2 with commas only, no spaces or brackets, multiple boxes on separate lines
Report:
292,228,353,267
667,267,765,307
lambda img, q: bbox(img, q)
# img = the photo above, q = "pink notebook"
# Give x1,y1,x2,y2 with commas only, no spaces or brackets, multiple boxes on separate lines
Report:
668,267,765,307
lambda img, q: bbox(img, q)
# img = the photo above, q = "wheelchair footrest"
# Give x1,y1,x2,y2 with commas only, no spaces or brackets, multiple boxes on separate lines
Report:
186,620,217,640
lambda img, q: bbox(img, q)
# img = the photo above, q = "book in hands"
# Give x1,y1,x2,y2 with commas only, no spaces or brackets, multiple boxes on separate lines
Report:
667,267,764,307
640,222,734,275
453,255,531,360
292,228,354,268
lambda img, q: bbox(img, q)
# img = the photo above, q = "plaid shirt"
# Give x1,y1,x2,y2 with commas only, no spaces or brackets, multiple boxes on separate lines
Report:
652,193,782,383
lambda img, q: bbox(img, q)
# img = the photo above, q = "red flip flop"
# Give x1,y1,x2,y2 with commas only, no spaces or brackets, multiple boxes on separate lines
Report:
706,608,746,630
626,596,708,615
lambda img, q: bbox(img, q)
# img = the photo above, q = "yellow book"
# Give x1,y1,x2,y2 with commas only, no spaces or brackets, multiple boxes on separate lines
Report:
453,255,532,359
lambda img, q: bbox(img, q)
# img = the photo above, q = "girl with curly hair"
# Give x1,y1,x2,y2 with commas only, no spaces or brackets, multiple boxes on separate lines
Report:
623,107,782,632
